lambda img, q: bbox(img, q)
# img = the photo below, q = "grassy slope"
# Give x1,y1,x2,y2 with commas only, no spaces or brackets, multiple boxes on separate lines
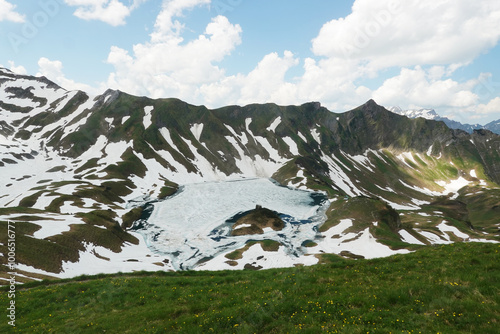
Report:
1,243,498,333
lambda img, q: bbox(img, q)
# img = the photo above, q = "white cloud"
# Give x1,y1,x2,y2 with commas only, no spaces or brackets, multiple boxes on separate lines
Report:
106,3,242,102
151,0,211,43
296,57,372,110
0,0,25,22
64,0,143,26
372,66,479,108
37,57,97,93
312,0,500,70
200,51,300,107
477,97,500,114
100,0,500,123
301,0,500,120
7,61,27,75
372,67,500,122
33,0,499,125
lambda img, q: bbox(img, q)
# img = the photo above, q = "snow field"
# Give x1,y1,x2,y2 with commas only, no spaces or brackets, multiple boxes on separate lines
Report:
307,219,411,259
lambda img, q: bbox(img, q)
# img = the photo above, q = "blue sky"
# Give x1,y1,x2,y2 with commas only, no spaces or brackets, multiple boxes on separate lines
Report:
1,0,500,124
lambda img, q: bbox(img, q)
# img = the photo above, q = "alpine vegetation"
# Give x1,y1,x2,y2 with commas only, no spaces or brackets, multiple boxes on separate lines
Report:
0,68,499,283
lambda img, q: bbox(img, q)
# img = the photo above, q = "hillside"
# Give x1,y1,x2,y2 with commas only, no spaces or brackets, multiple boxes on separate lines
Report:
0,243,498,333
0,68,499,282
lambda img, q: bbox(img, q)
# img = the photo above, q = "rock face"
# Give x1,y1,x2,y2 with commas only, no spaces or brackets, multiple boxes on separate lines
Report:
231,205,285,236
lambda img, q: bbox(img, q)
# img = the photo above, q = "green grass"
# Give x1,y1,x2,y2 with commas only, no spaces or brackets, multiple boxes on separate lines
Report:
158,180,179,199
121,207,144,229
1,243,498,333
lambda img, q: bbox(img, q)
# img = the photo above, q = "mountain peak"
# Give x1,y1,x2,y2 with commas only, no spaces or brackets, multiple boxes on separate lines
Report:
354,99,390,116
388,106,439,120
389,106,500,134
364,99,379,107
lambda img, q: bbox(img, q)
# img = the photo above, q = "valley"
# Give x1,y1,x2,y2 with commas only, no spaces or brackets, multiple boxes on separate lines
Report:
0,67,499,283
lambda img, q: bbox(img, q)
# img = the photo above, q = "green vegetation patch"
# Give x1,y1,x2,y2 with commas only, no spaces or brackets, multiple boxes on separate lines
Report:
232,206,284,236
158,180,179,199
321,196,400,233
121,207,144,229
46,165,67,173
225,240,281,260
1,243,498,333
18,191,45,208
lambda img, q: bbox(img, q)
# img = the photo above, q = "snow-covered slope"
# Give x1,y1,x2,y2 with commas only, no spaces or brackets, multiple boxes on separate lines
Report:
387,105,499,134
1,70,499,284
387,106,439,120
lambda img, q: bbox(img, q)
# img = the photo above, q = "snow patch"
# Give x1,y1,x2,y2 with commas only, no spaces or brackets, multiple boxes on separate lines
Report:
190,123,204,142
399,230,425,245
436,177,471,199
104,117,114,130
266,116,281,132
311,128,321,144
234,224,252,230
159,128,179,152
309,224,411,259
99,140,131,166
198,243,318,271
470,169,477,178
283,137,299,155
396,152,418,168
426,145,433,156
322,153,366,197
55,237,171,278
31,215,86,239
347,152,375,172
436,221,474,241
143,106,154,129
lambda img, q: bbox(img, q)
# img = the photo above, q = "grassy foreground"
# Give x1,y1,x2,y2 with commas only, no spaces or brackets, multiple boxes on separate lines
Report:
1,243,499,333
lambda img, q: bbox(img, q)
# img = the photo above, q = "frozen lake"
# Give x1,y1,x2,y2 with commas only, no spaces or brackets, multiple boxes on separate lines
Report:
131,178,329,270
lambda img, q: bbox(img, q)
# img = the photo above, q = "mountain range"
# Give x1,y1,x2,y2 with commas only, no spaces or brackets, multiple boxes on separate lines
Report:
0,67,499,283
388,106,500,134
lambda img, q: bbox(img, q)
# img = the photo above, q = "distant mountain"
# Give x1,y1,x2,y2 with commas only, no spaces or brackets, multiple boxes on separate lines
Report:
387,106,500,134
484,118,500,134
387,106,440,120
1,68,499,282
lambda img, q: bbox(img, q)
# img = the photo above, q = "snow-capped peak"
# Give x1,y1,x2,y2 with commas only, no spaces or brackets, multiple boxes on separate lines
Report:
387,106,439,120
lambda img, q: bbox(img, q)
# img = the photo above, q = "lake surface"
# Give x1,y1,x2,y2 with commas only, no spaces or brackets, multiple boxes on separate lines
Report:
132,178,329,270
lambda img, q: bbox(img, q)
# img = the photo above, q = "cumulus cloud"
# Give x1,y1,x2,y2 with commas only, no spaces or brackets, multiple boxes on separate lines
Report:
312,0,500,70
200,51,300,107
39,0,499,124
0,0,25,22
105,0,242,102
477,97,500,115
296,57,372,110
7,61,27,75
372,66,479,108
64,0,144,26
300,0,500,120
151,0,211,43
37,57,98,93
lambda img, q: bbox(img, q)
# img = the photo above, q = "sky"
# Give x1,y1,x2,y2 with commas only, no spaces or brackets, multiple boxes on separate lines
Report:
1,0,500,125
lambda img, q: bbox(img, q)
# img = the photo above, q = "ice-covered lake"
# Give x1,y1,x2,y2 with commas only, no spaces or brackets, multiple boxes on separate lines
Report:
131,178,329,270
